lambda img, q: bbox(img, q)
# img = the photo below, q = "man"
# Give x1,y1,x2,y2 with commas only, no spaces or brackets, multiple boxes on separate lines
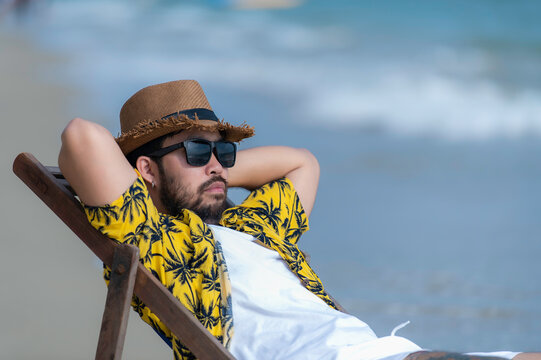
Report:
58,80,538,360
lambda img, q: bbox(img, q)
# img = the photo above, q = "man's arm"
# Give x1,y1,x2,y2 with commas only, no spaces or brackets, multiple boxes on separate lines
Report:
58,118,137,206
228,146,320,217
406,352,541,360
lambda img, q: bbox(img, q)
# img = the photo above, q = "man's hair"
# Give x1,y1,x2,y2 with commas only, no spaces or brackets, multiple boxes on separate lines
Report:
125,131,180,168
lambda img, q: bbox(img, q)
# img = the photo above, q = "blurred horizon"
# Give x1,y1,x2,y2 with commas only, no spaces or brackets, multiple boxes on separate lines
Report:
3,0,541,141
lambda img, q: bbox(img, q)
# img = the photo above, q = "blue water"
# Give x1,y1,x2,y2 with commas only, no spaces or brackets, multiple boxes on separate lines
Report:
8,0,541,140
3,0,541,352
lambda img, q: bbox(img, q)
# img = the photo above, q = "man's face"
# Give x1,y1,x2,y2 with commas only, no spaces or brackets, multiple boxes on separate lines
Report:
155,129,230,224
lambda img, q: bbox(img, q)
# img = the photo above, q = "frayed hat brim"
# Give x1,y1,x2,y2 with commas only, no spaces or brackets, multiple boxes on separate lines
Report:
116,114,254,155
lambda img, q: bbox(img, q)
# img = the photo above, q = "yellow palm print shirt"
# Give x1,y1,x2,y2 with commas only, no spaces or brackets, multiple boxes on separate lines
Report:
84,173,338,360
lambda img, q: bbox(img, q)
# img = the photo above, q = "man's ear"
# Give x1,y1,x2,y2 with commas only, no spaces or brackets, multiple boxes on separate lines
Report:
136,156,158,186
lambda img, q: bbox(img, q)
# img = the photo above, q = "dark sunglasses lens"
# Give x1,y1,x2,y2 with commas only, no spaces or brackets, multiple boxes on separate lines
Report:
216,142,236,168
184,140,212,166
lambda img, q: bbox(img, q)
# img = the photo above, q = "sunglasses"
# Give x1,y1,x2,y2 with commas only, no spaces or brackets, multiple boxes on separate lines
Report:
147,139,237,168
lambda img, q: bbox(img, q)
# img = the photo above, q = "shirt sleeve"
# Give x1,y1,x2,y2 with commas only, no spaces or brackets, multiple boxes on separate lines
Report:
228,177,309,245
83,174,152,238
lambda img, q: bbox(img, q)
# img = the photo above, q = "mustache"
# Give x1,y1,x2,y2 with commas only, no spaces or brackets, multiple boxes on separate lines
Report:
198,175,227,192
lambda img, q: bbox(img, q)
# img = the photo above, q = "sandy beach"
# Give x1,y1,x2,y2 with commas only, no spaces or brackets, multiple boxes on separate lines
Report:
1,30,171,359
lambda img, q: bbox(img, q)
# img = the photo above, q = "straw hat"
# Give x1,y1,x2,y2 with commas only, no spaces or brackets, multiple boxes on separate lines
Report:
116,80,254,155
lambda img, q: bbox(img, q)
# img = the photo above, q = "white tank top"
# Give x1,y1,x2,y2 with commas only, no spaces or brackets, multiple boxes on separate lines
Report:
209,225,422,360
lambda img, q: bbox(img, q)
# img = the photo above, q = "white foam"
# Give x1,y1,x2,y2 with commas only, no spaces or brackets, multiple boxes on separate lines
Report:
36,0,541,141
303,71,541,140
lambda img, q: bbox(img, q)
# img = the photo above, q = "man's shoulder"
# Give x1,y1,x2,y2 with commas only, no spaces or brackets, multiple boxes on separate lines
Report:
247,177,295,201
82,173,156,229
221,177,307,235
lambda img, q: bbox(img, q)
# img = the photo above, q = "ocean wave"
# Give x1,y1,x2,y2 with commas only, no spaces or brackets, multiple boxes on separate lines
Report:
302,71,541,140
24,0,541,141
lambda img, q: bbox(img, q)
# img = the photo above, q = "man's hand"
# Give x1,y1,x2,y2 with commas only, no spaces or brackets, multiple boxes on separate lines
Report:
228,146,320,217
58,118,137,206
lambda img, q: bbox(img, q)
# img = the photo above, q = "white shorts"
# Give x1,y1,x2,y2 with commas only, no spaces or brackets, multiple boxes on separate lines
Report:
379,350,521,360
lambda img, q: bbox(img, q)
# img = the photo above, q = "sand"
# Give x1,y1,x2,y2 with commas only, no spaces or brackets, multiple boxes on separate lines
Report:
0,30,171,359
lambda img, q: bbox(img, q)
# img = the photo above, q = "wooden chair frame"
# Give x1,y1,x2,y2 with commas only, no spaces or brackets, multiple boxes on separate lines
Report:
13,152,235,360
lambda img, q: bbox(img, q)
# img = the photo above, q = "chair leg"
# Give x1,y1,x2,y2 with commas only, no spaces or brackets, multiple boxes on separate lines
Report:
95,244,140,360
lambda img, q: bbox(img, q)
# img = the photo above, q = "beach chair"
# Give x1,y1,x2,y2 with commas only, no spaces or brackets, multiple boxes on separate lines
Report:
12,152,234,360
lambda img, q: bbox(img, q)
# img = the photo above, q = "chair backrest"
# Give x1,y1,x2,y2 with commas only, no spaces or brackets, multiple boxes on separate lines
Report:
13,152,235,360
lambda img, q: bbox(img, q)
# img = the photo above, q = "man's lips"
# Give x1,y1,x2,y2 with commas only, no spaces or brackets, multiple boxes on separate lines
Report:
204,181,226,194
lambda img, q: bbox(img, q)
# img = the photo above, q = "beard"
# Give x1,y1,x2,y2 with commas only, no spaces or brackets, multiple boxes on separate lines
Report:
157,163,229,224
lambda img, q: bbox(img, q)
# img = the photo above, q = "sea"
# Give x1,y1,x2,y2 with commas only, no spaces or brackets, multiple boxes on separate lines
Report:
3,0,541,353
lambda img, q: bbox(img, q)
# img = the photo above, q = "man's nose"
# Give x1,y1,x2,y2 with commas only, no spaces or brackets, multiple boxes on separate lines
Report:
205,152,224,176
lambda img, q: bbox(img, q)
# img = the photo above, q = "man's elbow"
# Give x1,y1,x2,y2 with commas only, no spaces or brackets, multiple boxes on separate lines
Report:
59,118,109,171
298,148,320,181
288,148,320,216
61,117,96,146
60,118,86,169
